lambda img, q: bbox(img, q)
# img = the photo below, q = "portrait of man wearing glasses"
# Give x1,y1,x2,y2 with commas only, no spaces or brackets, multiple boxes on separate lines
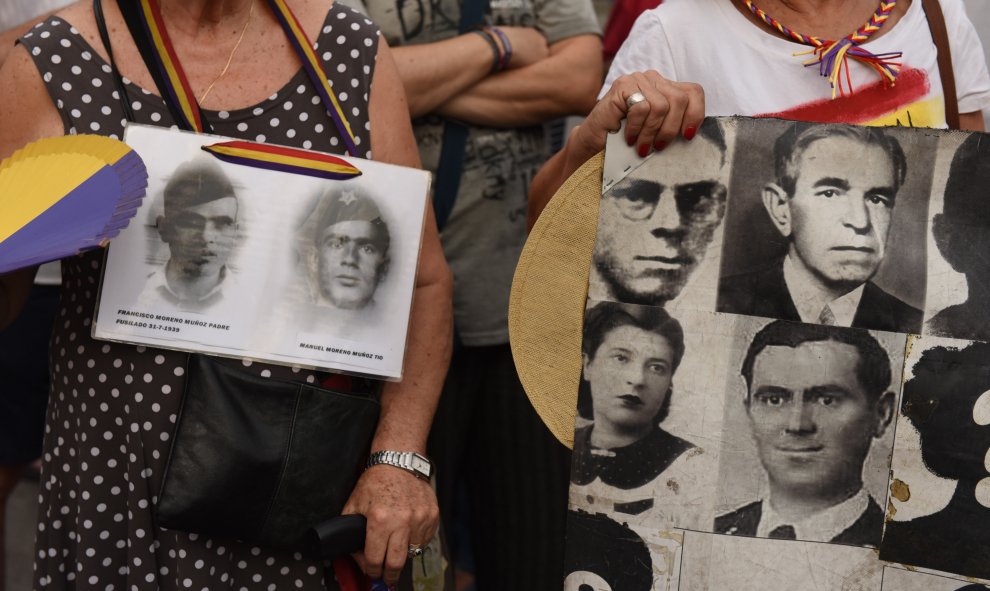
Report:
589,118,728,307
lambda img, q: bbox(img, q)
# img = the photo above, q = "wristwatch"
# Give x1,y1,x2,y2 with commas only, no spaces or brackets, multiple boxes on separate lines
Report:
366,450,434,481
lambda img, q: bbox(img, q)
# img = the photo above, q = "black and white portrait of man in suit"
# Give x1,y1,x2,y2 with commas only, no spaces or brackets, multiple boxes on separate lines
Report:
718,122,927,333
714,320,898,548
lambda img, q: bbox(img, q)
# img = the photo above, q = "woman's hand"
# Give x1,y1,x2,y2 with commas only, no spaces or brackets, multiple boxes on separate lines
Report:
573,70,705,160
343,465,440,586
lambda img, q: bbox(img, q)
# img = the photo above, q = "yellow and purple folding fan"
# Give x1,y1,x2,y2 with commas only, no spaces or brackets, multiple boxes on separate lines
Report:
0,135,148,274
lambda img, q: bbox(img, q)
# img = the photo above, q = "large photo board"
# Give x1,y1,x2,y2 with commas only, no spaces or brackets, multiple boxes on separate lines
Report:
93,124,430,379
565,117,990,590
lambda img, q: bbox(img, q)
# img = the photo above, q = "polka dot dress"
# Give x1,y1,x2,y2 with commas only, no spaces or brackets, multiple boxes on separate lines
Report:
19,7,378,590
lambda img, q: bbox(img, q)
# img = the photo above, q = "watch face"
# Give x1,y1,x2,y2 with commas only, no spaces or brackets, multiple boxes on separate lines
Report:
410,455,431,476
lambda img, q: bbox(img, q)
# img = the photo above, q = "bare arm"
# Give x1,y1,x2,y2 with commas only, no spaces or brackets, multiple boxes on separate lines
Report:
391,26,549,118
437,33,603,127
0,9,59,65
0,44,64,328
342,36,453,587
960,110,986,131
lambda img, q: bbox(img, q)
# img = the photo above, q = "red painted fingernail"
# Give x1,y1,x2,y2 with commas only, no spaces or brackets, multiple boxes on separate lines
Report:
684,126,697,140
638,143,650,158
626,134,636,147
654,139,668,151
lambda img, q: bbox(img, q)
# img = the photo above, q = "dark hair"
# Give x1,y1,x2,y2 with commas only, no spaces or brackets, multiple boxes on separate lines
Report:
697,117,727,165
577,302,685,422
740,321,891,402
163,158,236,216
582,302,685,368
772,123,907,198
933,132,990,273
901,342,990,481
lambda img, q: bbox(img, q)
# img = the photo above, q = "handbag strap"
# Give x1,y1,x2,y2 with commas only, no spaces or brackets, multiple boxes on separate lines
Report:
432,0,491,231
921,0,960,130
93,0,136,124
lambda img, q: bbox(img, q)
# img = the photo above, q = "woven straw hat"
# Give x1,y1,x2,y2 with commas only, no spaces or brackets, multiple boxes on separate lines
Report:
508,151,604,449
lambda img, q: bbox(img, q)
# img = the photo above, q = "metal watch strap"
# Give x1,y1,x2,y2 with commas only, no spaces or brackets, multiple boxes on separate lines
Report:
366,450,433,481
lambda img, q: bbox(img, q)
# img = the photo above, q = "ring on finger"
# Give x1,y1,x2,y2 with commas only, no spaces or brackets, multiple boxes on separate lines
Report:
625,91,647,109
407,544,424,558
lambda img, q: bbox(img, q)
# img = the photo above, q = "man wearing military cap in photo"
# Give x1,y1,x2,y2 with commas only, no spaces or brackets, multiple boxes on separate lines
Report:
148,158,239,311
308,186,390,311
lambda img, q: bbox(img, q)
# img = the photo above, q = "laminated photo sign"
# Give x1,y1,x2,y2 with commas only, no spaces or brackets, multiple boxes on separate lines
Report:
551,117,990,590
93,124,430,380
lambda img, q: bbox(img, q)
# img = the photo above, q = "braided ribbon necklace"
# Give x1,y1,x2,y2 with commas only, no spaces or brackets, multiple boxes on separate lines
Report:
741,0,903,98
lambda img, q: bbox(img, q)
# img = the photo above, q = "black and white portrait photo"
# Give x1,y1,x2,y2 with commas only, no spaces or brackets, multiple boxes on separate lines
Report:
259,180,409,365
95,125,429,379
924,132,990,341
589,118,730,310
139,157,241,312
880,338,990,580
297,186,390,311
569,302,729,534
717,121,932,333
714,318,903,548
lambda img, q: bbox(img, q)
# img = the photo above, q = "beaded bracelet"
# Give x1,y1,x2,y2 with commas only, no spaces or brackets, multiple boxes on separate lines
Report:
470,29,502,74
485,26,512,71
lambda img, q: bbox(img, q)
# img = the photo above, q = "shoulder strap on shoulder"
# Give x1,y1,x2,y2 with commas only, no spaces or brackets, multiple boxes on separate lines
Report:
114,0,205,131
921,0,960,129
93,0,136,123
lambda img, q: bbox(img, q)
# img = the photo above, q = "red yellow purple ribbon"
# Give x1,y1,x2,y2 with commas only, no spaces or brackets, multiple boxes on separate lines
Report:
201,140,362,180
135,0,358,154
266,0,358,156
741,0,902,98
137,0,205,132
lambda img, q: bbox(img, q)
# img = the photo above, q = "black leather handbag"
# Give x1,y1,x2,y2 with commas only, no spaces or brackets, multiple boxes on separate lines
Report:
156,354,380,551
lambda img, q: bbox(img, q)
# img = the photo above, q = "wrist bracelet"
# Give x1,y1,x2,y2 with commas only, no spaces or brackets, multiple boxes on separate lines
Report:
486,26,512,71
367,450,434,481
471,29,501,74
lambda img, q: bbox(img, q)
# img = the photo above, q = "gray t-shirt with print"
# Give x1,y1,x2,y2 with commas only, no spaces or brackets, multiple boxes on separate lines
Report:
345,0,600,346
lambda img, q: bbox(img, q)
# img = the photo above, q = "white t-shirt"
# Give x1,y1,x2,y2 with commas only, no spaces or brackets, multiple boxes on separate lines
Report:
604,0,990,126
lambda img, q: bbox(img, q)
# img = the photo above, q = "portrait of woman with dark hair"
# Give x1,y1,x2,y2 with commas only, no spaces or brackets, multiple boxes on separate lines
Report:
568,300,713,530
879,341,990,580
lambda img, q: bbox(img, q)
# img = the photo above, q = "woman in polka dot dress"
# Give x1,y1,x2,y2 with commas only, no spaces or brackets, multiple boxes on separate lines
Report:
0,1,452,589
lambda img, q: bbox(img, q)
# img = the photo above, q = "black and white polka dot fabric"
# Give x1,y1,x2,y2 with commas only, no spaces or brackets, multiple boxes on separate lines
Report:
19,5,378,589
